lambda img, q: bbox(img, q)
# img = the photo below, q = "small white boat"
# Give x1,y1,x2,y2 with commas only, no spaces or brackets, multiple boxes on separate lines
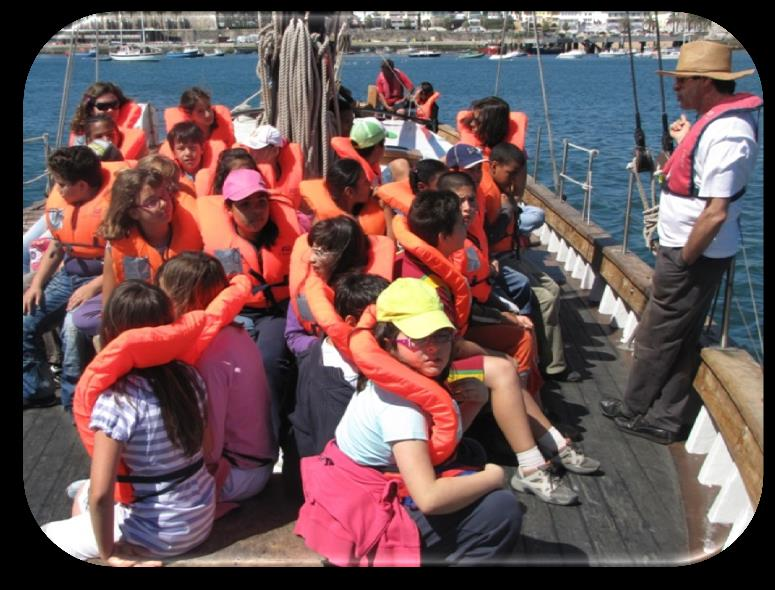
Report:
598,49,627,58
557,48,588,59
407,49,441,58
488,50,526,60
653,48,681,60
109,44,163,62
204,49,225,57
634,50,655,58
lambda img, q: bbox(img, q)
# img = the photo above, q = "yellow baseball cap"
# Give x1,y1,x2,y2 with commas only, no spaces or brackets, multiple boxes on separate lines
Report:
376,278,455,339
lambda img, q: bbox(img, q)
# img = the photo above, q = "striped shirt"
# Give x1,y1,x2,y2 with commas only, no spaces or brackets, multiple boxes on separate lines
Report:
90,371,215,557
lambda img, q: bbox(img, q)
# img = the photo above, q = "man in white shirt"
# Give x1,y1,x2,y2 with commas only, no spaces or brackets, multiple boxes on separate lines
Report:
600,41,762,444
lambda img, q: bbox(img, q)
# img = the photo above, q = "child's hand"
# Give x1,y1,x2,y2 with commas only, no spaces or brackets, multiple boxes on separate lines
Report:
448,378,489,405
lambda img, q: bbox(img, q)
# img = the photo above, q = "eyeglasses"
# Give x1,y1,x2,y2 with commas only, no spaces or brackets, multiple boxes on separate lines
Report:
93,100,120,112
396,330,454,352
134,193,172,211
310,246,336,259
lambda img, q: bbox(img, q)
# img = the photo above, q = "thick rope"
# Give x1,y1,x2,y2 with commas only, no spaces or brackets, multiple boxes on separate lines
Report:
255,13,348,179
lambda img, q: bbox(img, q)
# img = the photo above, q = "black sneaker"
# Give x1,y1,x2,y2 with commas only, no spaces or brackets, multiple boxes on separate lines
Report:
23,395,59,410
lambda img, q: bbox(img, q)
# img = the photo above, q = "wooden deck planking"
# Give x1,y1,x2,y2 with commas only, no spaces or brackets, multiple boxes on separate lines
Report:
538,250,690,564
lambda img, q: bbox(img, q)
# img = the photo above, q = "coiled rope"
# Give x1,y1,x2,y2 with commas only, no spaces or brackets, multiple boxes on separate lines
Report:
253,12,349,179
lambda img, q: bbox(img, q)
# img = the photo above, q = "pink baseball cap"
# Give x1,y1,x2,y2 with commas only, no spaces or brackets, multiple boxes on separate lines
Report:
222,169,269,202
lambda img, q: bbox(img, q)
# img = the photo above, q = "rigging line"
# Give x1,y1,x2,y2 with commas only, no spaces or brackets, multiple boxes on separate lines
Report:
533,11,559,193
55,27,78,149
738,236,764,357
493,12,509,97
625,12,654,174
653,12,673,158
734,298,763,365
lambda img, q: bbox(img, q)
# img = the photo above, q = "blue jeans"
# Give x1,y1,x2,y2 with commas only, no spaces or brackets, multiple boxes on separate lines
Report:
518,205,545,235
23,270,92,408
234,302,293,441
493,264,536,317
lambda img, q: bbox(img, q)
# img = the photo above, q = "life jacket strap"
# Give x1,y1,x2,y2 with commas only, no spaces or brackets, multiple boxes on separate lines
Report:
117,457,204,503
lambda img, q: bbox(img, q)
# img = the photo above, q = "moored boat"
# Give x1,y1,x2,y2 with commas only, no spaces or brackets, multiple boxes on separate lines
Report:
489,49,527,60
167,46,204,58
109,44,163,61
407,49,441,58
557,48,589,59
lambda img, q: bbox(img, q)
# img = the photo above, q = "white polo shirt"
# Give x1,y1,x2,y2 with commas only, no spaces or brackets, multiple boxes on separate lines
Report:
657,112,759,258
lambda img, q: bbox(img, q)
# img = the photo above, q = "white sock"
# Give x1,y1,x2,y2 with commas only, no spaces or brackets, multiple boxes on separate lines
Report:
537,427,567,455
516,446,545,471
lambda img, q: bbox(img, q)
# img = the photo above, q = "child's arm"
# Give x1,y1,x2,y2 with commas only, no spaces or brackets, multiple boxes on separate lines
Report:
101,247,116,308
68,272,103,311
393,439,504,515
89,430,123,562
23,240,64,314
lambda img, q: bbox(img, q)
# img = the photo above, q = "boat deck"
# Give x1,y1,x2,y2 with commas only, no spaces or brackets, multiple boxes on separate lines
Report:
24,243,725,566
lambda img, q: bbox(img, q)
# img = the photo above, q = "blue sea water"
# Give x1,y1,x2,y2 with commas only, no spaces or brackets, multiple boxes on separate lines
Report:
22,50,763,361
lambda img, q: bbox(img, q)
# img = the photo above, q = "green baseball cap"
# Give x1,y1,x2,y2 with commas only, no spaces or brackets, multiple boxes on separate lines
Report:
349,117,398,149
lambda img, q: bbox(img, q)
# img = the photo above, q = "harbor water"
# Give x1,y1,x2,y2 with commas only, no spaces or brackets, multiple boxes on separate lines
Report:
22,49,763,361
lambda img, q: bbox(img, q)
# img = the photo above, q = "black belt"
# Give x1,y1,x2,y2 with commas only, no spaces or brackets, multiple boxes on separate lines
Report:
117,457,204,502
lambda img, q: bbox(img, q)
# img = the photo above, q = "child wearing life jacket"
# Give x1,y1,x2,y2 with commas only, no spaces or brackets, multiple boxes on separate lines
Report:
161,121,207,189
41,281,215,565
170,86,235,147
96,167,203,317
295,277,523,566
198,168,301,444
23,147,122,412
397,191,599,503
402,81,440,132
205,147,257,197
291,272,391,458
69,81,146,152
300,158,387,236
486,143,578,382
157,252,278,503
285,215,382,357
236,124,304,209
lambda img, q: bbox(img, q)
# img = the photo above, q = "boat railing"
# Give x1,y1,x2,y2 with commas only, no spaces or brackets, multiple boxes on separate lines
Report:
522,178,762,552
23,134,51,194
557,139,599,224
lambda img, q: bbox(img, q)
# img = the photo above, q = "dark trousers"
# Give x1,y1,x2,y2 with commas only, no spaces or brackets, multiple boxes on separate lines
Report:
622,246,731,432
235,301,294,442
405,489,522,566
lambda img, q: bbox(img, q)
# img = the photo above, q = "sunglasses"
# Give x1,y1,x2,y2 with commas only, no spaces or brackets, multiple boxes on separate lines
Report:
396,330,454,352
93,100,120,112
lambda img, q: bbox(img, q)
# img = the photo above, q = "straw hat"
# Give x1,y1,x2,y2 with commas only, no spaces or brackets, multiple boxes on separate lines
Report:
656,40,754,80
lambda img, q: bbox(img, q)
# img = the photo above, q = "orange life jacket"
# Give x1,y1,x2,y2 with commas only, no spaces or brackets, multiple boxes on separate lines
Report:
349,304,459,466
478,162,518,256
451,237,491,303
197,194,301,309
73,274,254,504
392,215,471,333
251,143,305,209
456,110,529,156
164,104,235,147
299,178,386,236
416,91,440,121
158,140,224,197
289,233,395,361
44,161,128,259
116,128,148,160
110,198,204,283
330,137,382,187
375,178,414,215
